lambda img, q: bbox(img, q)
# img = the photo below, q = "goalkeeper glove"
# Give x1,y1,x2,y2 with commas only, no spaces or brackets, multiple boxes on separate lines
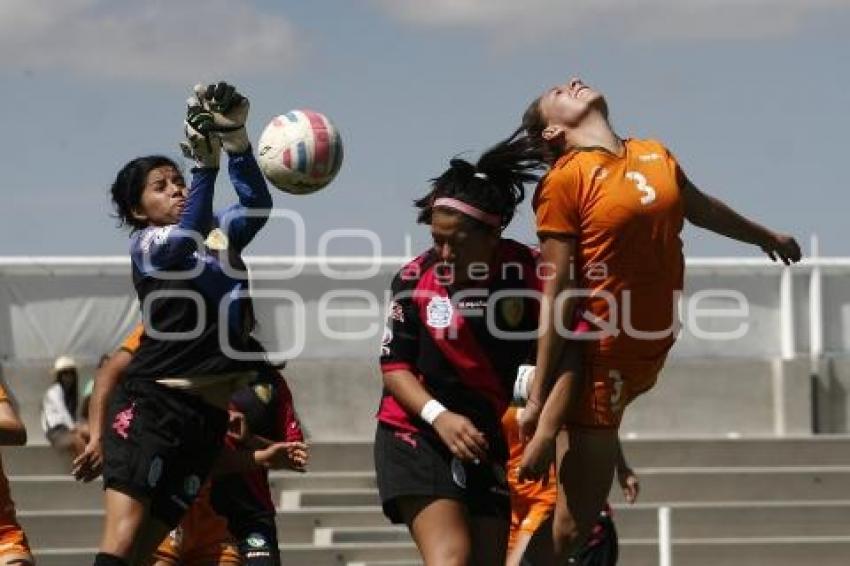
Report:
195,81,251,154
179,95,221,168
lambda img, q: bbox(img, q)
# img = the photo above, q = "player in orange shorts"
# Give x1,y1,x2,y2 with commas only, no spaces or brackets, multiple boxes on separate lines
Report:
0,382,34,566
503,75,802,560
151,481,241,566
503,404,639,566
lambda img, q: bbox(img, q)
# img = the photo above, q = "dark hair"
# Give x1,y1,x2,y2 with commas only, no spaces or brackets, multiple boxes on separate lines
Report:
110,155,180,231
415,135,545,230
520,95,566,164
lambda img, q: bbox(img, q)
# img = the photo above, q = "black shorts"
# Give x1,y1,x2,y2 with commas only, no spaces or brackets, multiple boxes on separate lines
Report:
211,470,280,565
374,422,510,524
102,379,229,528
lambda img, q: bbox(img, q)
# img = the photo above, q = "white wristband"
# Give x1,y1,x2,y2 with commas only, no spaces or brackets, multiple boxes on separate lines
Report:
420,399,447,425
513,365,536,404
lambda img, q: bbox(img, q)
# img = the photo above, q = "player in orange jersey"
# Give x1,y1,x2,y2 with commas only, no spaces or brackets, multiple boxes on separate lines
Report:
502,403,638,566
0,381,34,566
506,76,801,560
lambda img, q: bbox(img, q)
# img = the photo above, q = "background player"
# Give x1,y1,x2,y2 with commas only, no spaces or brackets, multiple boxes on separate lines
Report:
503,403,638,566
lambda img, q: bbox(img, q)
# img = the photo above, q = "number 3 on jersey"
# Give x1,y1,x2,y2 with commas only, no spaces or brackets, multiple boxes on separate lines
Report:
625,171,656,205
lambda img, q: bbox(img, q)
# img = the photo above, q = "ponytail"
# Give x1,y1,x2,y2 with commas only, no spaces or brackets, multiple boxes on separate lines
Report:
415,134,545,230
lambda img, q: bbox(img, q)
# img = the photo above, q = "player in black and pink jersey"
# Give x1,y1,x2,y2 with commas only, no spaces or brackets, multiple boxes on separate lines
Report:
375,137,545,565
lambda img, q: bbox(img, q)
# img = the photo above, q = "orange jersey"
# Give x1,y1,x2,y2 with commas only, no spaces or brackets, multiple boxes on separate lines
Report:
502,406,556,548
534,138,685,373
120,322,145,354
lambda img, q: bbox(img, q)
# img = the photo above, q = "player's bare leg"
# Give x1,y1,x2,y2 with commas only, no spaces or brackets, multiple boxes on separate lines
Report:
397,496,472,566
505,529,536,566
519,345,583,481
98,489,170,564
551,428,618,560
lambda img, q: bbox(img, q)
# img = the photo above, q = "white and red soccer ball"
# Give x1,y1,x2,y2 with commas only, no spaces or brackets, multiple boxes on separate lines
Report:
256,110,343,195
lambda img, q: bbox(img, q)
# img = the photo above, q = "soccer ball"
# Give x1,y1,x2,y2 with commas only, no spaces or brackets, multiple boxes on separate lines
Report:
256,110,343,195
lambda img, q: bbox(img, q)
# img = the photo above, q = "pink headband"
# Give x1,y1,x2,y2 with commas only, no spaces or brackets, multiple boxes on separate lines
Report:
433,197,501,228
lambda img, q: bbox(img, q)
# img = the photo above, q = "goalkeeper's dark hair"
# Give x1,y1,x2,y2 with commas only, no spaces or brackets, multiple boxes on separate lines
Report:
110,155,181,231
414,135,546,230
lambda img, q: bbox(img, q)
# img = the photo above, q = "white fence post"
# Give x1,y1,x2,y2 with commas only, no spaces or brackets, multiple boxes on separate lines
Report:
658,505,672,566
809,235,823,374
780,265,795,361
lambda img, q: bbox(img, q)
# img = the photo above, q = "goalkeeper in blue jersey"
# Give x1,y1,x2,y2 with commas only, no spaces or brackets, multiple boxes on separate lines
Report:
91,82,289,566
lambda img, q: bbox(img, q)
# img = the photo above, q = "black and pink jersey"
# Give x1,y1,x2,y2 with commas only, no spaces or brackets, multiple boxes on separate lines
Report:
377,239,541,454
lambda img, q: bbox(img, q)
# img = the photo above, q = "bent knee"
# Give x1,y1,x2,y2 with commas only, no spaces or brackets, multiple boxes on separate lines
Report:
422,539,471,566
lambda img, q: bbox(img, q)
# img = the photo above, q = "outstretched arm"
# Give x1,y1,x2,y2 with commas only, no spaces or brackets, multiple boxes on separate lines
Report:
73,348,132,481
217,152,273,251
524,236,580,431
682,180,801,264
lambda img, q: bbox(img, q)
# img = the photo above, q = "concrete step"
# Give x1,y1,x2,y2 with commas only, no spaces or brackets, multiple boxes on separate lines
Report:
16,465,848,513
31,543,420,566
7,476,103,511
314,500,850,545
281,488,382,510
20,507,389,547
269,471,377,491
608,466,850,503
281,467,850,508
29,539,850,566
20,501,850,547
622,436,850,467
2,445,70,476
619,538,850,566
617,501,850,539
8,436,850,476
6,472,375,512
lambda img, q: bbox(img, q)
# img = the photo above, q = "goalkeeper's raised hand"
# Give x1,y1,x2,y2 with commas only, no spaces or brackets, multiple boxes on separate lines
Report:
195,81,251,154
179,94,221,168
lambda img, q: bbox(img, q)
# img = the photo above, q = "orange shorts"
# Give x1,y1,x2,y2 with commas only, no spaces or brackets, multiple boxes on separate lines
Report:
153,485,240,566
567,357,662,429
0,514,32,561
508,477,556,551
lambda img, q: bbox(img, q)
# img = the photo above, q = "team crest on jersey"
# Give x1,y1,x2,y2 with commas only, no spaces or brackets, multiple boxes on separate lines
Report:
426,296,453,329
205,228,229,250
253,383,273,404
499,297,525,328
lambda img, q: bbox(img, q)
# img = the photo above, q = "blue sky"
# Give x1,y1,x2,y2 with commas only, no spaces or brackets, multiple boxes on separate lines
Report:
1,0,849,257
